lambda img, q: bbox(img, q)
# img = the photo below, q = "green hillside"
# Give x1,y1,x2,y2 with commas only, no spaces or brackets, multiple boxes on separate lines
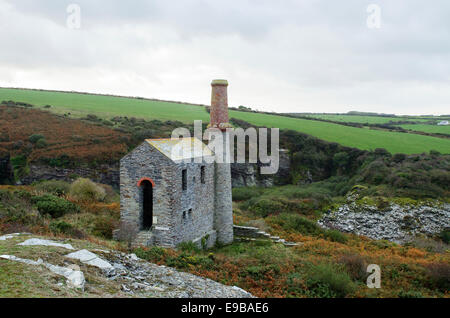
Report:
300,114,429,124
1,88,449,155
399,124,450,135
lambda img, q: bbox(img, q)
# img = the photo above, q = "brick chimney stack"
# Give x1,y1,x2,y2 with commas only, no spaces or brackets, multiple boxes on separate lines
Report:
210,79,234,245
210,79,230,130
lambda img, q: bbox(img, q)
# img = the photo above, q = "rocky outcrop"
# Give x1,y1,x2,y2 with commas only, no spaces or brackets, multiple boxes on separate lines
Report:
14,148,290,189
231,149,291,188
17,163,120,188
319,202,450,244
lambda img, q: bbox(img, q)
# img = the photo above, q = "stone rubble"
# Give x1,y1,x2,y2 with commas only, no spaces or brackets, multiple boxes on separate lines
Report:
18,238,75,250
101,251,254,298
319,203,450,244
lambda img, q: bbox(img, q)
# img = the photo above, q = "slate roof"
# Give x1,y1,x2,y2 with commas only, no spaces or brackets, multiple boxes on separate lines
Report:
146,137,214,162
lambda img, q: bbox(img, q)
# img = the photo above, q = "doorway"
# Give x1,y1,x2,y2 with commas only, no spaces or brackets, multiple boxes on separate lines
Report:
140,180,153,230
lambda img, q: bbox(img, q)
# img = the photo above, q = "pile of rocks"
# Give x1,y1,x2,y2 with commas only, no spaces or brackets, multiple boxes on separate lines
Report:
319,203,450,243
103,252,254,298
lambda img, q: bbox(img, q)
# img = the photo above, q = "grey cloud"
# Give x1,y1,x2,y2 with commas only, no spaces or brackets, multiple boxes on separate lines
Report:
0,0,449,114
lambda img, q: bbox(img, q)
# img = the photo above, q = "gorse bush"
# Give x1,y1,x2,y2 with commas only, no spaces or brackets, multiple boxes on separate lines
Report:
271,213,322,236
28,134,45,144
134,247,167,263
306,263,356,298
242,197,288,217
325,229,348,243
69,178,106,202
177,241,201,253
32,194,79,218
35,138,48,149
35,180,71,196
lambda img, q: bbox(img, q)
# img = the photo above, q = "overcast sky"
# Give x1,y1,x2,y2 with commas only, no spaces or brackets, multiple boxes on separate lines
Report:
0,1,449,115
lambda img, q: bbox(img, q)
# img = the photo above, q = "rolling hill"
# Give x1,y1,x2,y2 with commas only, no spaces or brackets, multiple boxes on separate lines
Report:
1,88,449,155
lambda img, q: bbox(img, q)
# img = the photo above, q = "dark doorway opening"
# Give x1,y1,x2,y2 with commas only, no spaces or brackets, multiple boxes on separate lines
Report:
141,180,153,230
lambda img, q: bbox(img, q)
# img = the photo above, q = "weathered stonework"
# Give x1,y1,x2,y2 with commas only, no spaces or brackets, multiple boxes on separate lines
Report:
119,140,219,248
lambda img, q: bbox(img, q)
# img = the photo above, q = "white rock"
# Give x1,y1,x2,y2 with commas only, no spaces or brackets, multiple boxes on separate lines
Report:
45,263,85,289
0,233,31,241
0,255,84,290
0,234,17,241
128,253,139,261
18,238,74,250
66,249,114,272
0,255,44,266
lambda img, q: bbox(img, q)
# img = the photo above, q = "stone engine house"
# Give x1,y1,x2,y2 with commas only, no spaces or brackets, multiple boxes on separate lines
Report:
118,80,234,248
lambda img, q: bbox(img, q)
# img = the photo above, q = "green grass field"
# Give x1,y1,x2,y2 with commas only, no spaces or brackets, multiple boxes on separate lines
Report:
301,114,430,124
399,124,450,135
1,88,449,155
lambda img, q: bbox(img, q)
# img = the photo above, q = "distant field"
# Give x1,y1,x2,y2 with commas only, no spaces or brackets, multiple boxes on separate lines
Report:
399,124,450,135
300,114,430,124
1,88,449,154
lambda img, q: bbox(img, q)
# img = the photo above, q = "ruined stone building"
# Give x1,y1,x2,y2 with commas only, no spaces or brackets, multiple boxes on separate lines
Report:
118,80,234,248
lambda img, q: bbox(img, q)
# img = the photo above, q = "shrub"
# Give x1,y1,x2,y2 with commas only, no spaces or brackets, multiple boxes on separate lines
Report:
306,263,356,298
325,230,348,244
69,178,106,202
166,253,215,270
393,153,407,163
245,264,280,280
338,254,367,281
32,194,79,218
35,138,48,149
177,241,201,253
397,290,424,298
426,263,450,292
232,187,261,201
272,213,322,236
35,180,70,196
439,229,450,244
243,197,287,217
134,247,167,263
49,220,85,239
92,216,117,239
28,134,45,144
